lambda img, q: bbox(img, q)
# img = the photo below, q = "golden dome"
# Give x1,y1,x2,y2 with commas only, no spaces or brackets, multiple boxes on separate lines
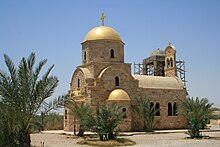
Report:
108,89,130,101
83,26,122,42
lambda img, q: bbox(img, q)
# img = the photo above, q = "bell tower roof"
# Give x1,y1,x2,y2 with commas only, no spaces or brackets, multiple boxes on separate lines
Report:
166,42,176,50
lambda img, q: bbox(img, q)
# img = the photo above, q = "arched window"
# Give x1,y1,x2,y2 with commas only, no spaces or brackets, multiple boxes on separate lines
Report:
167,58,170,68
168,102,172,116
84,51,86,61
173,102,177,116
170,57,173,67
115,76,119,86
77,78,80,88
65,109,67,119
122,108,127,118
110,49,114,58
150,102,154,115
155,103,160,116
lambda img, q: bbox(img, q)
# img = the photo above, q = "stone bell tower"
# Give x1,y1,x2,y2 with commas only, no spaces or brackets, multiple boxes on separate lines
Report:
164,42,177,77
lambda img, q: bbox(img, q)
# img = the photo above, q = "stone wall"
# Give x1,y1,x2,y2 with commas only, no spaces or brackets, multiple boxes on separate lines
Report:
130,88,188,130
66,62,188,132
82,40,124,64
108,100,131,132
90,63,140,102
65,40,188,132
63,107,78,132
70,69,86,92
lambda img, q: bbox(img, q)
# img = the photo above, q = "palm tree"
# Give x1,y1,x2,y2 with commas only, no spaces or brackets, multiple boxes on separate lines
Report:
0,53,58,146
0,101,18,146
180,97,219,138
92,103,124,141
66,100,124,140
132,98,159,132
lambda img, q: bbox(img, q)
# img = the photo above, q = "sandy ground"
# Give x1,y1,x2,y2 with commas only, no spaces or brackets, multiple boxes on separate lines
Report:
31,133,83,147
125,132,220,147
31,131,220,147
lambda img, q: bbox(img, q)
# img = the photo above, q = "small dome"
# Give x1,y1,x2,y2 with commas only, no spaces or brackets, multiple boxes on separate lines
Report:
108,89,130,101
150,48,165,57
83,26,122,42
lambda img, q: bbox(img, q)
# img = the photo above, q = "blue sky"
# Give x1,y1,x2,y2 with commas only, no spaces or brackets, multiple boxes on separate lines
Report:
0,0,220,107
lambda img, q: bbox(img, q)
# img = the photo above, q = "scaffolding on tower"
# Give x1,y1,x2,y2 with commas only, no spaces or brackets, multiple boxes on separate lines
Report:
134,60,187,88
176,60,187,88
133,62,144,75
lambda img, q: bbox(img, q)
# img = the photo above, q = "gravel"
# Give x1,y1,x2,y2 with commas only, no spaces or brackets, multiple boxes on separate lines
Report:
124,132,220,147
31,131,220,147
31,133,83,147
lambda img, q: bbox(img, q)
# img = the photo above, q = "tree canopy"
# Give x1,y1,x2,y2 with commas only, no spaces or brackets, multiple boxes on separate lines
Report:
180,97,219,138
0,53,59,146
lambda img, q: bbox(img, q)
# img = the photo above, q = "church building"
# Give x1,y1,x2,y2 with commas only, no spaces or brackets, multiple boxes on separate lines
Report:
64,14,188,131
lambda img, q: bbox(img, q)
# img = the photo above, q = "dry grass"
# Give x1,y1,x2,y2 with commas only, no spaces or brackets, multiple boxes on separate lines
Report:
77,138,136,146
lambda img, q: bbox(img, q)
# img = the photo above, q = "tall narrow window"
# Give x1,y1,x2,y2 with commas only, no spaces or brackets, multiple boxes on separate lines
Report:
173,102,177,116
122,108,127,118
65,109,67,119
150,102,154,115
168,102,172,116
155,103,160,116
115,76,119,86
110,49,114,58
170,58,173,67
167,58,170,68
84,51,86,61
77,78,80,88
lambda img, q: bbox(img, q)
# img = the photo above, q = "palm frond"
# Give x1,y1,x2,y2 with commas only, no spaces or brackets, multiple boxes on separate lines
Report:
0,53,60,146
179,97,218,138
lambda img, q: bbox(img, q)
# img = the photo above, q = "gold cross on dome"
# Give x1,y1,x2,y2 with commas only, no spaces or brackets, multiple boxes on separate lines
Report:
100,12,106,26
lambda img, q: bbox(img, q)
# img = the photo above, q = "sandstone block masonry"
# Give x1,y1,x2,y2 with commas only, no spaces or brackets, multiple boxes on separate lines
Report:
64,24,188,132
